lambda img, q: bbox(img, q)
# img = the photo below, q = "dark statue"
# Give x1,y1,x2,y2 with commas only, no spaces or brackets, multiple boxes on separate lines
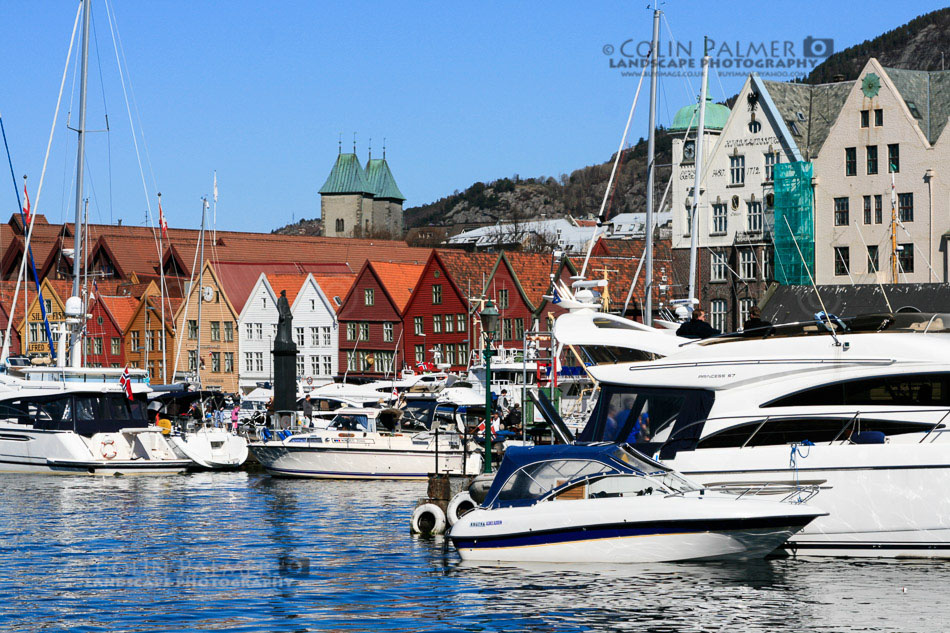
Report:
272,290,298,421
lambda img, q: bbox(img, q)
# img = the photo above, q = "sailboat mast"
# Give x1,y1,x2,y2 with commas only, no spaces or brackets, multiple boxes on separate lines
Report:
196,198,207,390
687,38,710,304
890,172,898,283
70,0,91,367
643,7,660,326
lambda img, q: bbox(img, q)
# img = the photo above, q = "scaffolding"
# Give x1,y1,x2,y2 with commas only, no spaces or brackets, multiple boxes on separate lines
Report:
773,161,815,285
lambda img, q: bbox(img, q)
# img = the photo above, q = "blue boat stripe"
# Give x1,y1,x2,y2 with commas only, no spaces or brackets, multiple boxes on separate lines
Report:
452,515,812,550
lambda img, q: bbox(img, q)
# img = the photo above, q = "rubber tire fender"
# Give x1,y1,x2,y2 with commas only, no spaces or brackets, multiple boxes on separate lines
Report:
410,502,447,536
446,491,477,527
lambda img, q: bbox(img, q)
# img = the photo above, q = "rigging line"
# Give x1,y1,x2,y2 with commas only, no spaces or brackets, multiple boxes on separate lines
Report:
782,215,838,343
580,56,650,279
106,0,159,196
660,14,697,110
702,245,750,290
2,1,83,362
834,245,855,285
90,0,112,226
171,213,204,383
854,220,893,312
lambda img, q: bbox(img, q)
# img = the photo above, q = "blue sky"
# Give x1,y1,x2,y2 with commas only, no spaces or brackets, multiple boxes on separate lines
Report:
0,1,943,232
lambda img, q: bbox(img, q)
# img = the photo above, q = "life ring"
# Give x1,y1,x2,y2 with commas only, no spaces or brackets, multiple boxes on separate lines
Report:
410,502,447,536
100,439,117,460
446,491,477,527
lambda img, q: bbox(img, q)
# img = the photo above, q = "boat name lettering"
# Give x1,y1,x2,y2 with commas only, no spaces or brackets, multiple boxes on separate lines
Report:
470,520,502,527
696,373,735,379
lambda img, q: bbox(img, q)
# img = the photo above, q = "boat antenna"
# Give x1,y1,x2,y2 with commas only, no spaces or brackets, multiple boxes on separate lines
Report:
782,216,840,346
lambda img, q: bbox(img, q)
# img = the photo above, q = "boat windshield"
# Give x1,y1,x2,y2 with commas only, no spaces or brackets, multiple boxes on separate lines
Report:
329,414,371,432
483,444,698,509
399,400,437,432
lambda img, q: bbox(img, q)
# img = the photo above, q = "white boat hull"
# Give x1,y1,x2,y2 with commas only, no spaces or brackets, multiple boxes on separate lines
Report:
451,495,821,563
169,427,248,469
667,441,950,557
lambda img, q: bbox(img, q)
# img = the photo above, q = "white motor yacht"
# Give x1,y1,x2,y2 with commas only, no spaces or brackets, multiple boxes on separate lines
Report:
248,398,482,479
0,367,190,475
572,312,950,557
450,444,824,563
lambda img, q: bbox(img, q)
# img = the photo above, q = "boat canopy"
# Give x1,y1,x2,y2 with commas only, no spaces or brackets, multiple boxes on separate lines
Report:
482,444,678,509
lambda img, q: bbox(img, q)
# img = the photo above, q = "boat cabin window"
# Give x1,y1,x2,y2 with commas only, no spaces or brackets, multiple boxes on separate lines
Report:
433,404,459,432
329,414,370,432
495,459,618,506
74,395,148,435
399,400,436,432
697,417,940,449
576,345,658,365
0,396,74,431
764,372,950,408
578,385,714,449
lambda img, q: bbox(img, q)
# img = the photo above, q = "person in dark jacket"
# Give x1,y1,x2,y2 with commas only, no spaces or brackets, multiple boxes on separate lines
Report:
302,394,314,425
742,306,771,334
676,309,720,339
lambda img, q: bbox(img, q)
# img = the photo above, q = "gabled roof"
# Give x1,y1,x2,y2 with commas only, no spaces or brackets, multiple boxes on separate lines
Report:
97,295,140,333
435,249,497,300
495,252,560,311
364,157,406,201
880,66,950,144
367,261,424,313
267,274,309,307
760,78,853,159
311,273,358,312
319,152,374,195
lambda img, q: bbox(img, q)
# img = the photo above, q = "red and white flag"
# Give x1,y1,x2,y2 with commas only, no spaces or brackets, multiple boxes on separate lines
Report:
22,183,31,225
119,367,134,400
158,202,168,239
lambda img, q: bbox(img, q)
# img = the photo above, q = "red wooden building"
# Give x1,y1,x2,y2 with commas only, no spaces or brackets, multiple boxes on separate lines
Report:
84,295,138,368
337,260,423,377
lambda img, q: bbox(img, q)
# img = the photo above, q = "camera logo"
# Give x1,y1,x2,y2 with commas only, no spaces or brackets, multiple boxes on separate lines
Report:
803,36,834,58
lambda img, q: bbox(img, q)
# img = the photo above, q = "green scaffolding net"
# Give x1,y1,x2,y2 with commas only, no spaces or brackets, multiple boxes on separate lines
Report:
773,161,814,285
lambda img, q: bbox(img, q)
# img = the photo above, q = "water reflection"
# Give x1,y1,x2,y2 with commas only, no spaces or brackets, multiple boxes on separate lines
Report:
0,474,945,632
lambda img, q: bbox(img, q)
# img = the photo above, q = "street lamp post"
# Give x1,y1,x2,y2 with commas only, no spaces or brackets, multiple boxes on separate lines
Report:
479,299,500,474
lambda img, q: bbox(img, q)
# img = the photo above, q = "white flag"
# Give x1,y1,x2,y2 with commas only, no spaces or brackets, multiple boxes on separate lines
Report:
213,171,218,204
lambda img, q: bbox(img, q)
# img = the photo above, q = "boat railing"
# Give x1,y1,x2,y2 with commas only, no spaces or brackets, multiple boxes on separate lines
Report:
704,482,821,505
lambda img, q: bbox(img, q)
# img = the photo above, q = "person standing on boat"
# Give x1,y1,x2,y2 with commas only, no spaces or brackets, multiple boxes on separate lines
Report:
742,306,771,335
498,389,511,417
302,394,313,426
231,404,240,434
676,308,720,340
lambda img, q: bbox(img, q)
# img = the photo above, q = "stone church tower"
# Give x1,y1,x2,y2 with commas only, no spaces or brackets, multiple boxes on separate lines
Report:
319,145,405,238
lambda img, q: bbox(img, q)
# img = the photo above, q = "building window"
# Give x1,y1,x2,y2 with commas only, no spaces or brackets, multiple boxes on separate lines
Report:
152,330,162,351
255,352,264,373
457,314,466,332
867,245,879,274
711,203,727,234
145,330,154,352
874,195,883,224
764,152,779,182
210,352,220,372
432,284,443,305
515,318,525,339
245,352,254,372
834,246,850,276
875,109,883,126
359,322,369,341
187,320,198,339
888,144,899,173
346,350,357,371
224,352,233,373
322,327,332,347
860,110,869,128
245,322,253,340
310,327,319,346
93,338,103,355
29,322,40,344
414,316,424,336
497,289,509,309
415,344,425,363
729,155,745,186
502,318,513,341
459,343,469,365
383,322,393,342
834,197,849,226
210,321,220,341
709,299,726,333
130,331,140,352
444,312,455,333
898,243,914,274
866,145,878,175
256,323,264,340
322,356,332,376
111,337,120,355
739,299,755,327
863,196,872,225
346,322,357,341
188,350,197,372
445,343,456,366
710,251,727,282
335,218,344,232
746,200,763,232
364,288,374,306
224,321,233,342
310,299,316,311
898,193,914,223
739,248,756,280
844,147,856,176
433,315,442,334
262,297,267,309
377,351,394,374
295,327,305,346
311,355,320,376
296,356,304,377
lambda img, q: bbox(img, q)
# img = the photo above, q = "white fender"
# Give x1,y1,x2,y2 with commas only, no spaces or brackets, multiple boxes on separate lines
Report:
446,491,477,527
410,503,447,535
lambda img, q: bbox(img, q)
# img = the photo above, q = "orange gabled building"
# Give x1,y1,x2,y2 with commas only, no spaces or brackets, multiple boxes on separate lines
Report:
84,294,139,368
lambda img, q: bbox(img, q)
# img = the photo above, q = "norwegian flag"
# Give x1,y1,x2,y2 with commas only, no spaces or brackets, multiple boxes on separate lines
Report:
475,417,501,434
119,367,134,400
22,183,31,225
158,202,169,239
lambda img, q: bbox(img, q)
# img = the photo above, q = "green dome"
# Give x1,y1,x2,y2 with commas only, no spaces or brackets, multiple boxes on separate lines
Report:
670,96,730,132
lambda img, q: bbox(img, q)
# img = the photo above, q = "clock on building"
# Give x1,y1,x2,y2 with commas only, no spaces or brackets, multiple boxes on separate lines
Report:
861,73,881,99
683,140,695,162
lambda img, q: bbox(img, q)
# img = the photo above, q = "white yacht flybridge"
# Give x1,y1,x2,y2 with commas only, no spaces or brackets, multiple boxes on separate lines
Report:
574,312,950,557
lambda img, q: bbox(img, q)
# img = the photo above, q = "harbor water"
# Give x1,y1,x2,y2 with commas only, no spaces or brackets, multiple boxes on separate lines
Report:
0,473,946,632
